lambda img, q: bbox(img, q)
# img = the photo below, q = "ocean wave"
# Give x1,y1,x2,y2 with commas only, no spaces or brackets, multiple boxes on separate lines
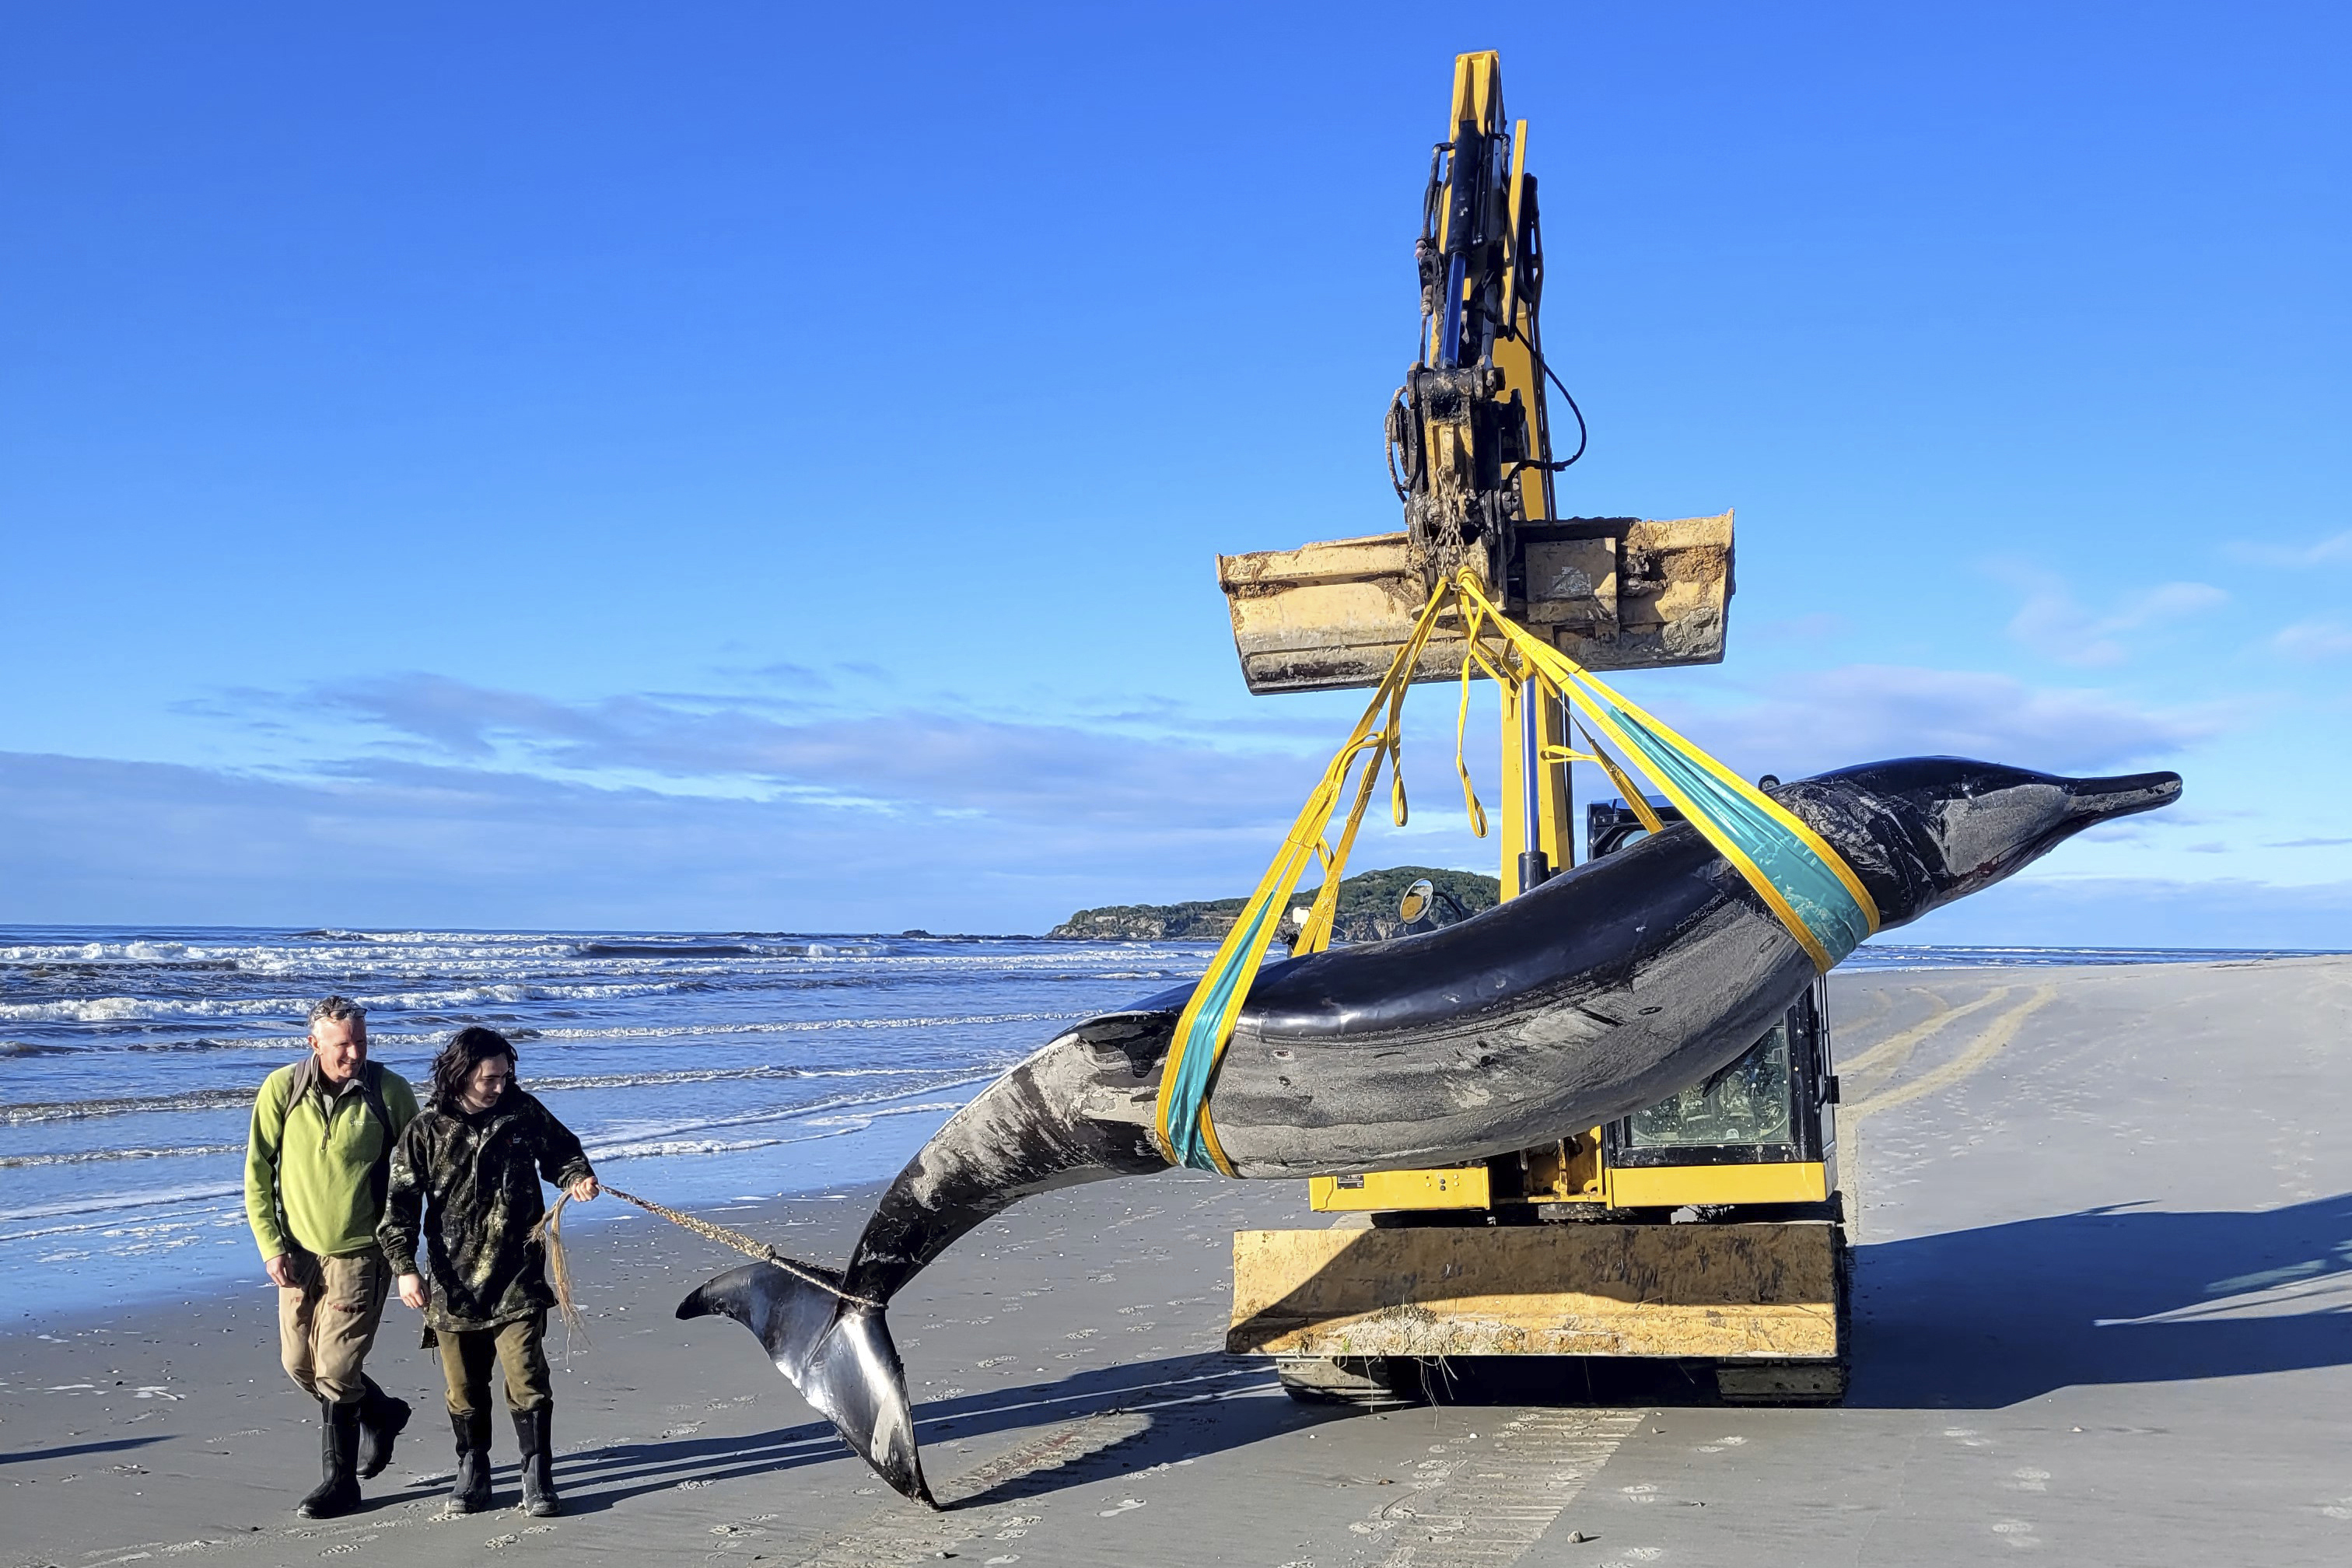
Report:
0,996,294,1024
112,1031,449,1053
125,1036,312,1052
0,1143,243,1169
0,1039,79,1058
578,941,760,958
4,1087,264,1124
0,978,690,1024
578,1071,996,1150
1844,943,2330,970
528,1010,1087,1042
587,1134,809,1160
0,1212,245,1247
4,1054,1020,1127
4,1070,995,1178
0,934,580,966
586,1100,967,1161
797,1101,971,1128
0,1183,245,1227
0,940,205,964
526,1060,1010,1094
0,1007,1081,1065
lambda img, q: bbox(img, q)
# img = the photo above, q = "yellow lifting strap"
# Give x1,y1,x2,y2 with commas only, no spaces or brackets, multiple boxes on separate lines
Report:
1153,570,1880,1175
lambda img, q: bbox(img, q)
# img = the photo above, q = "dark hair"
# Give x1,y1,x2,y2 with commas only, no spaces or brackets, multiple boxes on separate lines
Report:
430,1026,517,1111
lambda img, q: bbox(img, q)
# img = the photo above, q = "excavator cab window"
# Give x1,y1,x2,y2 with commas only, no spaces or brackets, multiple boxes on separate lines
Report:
1588,797,1836,1174
1626,1020,1796,1150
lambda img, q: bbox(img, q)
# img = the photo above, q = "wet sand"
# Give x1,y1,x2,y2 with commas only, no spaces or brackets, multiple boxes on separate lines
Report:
5,956,2349,1568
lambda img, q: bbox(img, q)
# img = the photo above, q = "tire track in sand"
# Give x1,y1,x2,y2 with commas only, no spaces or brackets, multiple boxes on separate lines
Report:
1843,985,2056,1122
1838,985,2014,1094
1343,1408,1646,1568
779,1409,1149,1566
1841,985,2056,1239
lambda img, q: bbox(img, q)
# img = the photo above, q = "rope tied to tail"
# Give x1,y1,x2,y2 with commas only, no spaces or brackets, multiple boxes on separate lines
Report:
534,1182,884,1350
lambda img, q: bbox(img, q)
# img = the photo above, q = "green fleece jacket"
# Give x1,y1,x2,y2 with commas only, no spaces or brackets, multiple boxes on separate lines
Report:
245,1057,421,1261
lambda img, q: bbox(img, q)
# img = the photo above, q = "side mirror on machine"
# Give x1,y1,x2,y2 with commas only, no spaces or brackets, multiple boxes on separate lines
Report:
1398,879,1469,934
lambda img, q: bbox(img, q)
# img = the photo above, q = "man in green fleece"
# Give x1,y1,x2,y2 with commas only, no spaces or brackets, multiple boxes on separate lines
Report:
244,996,422,1519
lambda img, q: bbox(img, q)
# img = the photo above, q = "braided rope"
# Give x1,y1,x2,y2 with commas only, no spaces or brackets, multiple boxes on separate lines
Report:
536,1183,882,1328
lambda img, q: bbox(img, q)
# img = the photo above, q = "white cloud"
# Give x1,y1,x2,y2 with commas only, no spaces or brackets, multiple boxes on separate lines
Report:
0,750,1293,933
2228,530,2352,569
2000,570,2230,668
306,674,1323,831
0,657,2238,933
2273,618,2352,662
1651,663,2213,779
10,747,2338,947
1895,874,2352,950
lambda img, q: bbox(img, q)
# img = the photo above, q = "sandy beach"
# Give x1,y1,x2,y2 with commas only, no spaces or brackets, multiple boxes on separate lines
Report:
6,955,2349,1568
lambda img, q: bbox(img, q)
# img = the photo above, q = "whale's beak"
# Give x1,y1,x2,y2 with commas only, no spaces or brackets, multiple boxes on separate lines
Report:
2061,770,2183,824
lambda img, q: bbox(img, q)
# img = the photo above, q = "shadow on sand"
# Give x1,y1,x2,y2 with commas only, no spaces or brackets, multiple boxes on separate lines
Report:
1407,1192,2352,1410
549,1350,1312,1512
0,1433,175,1466
1846,1190,2352,1408
545,1195,2352,1506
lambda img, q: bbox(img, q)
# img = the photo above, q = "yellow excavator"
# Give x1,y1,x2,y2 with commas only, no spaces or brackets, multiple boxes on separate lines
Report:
1216,51,1848,1406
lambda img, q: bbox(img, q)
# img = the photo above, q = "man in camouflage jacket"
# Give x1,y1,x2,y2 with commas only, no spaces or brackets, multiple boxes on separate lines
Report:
379,1027,595,1516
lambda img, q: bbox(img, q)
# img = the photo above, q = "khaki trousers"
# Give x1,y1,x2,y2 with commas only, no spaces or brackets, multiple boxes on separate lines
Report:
436,1311,553,1416
278,1248,390,1405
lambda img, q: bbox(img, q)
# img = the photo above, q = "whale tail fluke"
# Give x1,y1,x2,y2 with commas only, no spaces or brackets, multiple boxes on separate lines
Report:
677,1262,933,1507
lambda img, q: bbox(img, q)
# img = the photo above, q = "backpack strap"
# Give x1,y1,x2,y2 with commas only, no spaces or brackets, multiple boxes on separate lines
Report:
359,1062,399,1214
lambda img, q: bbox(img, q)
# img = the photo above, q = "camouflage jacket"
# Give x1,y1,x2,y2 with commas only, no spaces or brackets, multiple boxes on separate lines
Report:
377,1087,593,1333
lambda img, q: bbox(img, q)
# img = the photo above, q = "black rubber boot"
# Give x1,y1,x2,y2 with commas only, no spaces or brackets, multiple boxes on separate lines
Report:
296,1399,363,1518
446,1408,493,1514
512,1405,558,1517
356,1377,411,1480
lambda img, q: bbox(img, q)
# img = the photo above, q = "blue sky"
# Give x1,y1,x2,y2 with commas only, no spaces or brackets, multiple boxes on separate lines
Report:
3,3,2347,945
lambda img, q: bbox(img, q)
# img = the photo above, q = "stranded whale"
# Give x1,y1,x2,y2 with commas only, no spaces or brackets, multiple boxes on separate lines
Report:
679,757,2179,1503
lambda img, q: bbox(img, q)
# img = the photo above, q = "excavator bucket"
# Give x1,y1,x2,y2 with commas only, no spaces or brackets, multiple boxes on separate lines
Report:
1216,512,1734,695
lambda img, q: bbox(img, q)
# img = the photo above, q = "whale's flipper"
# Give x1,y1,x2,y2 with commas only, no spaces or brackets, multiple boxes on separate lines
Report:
677,1262,933,1507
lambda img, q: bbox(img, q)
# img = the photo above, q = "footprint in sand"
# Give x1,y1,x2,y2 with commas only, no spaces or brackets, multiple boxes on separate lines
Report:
1990,1518,2040,1550
1097,1497,1146,1517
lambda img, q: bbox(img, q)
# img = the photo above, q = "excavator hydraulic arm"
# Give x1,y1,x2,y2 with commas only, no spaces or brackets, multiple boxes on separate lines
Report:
1391,51,1549,597
1217,51,1732,697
